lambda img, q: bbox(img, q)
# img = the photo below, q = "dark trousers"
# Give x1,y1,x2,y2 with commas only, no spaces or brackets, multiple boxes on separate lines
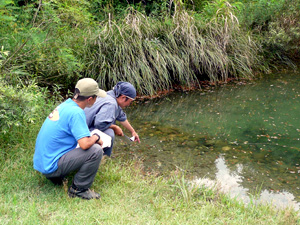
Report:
102,128,115,156
45,144,103,190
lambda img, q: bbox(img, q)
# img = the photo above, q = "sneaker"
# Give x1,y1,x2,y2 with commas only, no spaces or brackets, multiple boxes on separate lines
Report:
68,186,100,200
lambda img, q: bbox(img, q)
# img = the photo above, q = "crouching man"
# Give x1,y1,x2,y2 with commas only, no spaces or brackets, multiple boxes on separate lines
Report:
33,78,106,200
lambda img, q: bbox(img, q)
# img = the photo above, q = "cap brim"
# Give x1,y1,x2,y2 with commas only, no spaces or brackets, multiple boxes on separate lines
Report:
125,95,135,100
96,89,107,98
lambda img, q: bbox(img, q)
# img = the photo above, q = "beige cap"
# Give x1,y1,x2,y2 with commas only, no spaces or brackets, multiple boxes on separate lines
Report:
75,78,106,98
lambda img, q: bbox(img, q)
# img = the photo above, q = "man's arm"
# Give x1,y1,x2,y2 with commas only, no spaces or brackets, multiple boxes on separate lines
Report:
120,120,140,143
78,135,103,150
109,124,123,136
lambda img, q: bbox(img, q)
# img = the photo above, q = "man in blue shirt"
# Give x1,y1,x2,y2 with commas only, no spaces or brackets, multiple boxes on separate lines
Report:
84,81,140,157
33,78,106,200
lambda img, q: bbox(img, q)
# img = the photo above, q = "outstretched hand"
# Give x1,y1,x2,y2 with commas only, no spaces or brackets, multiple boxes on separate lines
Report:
132,131,140,143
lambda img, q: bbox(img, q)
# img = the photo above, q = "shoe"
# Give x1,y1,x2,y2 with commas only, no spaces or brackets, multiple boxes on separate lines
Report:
68,186,101,200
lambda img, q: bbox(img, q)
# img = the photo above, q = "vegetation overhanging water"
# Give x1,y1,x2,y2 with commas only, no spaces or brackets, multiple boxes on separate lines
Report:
115,71,300,211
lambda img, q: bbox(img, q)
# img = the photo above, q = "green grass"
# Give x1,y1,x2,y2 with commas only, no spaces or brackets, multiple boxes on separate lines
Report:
0,123,299,224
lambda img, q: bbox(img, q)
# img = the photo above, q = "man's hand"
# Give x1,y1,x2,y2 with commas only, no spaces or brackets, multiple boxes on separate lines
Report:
97,139,104,147
132,131,140,143
110,124,123,136
92,134,104,147
119,120,140,143
78,135,103,150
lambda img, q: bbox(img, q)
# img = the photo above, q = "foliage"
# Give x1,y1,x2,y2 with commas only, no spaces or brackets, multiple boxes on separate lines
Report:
41,0,95,28
237,0,300,66
0,73,59,144
260,0,300,64
0,0,96,90
0,0,16,26
238,0,286,30
0,0,299,95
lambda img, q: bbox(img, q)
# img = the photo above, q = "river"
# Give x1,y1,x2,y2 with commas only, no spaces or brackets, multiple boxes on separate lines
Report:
115,71,300,211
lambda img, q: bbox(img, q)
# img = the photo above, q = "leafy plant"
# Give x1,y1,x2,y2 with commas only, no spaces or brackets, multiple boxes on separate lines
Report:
238,0,286,31
0,74,58,144
0,0,16,25
0,46,9,66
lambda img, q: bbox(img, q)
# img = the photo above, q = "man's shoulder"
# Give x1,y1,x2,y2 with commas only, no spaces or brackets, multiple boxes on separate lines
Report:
59,99,83,115
96,94,117,106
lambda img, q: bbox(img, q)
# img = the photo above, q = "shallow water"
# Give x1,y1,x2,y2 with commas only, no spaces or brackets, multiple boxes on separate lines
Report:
115,71,300,210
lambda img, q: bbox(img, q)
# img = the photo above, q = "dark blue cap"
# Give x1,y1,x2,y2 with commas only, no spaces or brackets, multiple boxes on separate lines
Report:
113,82,136,99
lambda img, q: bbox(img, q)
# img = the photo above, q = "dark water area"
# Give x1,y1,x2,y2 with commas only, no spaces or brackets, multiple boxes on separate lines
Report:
115,71,300,210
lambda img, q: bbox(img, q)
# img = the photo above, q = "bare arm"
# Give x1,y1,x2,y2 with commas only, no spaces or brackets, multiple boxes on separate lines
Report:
78,134,103,150
109,124,123,136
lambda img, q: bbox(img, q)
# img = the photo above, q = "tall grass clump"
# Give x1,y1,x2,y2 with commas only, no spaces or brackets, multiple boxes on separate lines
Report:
84,1,262,95
85,8,197,95
196,0,263,80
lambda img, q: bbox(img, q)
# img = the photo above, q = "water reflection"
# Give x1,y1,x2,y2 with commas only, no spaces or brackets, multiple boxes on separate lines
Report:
116,71,300,211
192,155,300,211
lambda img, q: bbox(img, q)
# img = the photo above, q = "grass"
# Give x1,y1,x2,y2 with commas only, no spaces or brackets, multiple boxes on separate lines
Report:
0,121,299,224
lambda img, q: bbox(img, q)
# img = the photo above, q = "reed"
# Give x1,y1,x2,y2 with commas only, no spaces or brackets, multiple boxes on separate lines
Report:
84,3,261,95
85,9,179,94
1,0,286,95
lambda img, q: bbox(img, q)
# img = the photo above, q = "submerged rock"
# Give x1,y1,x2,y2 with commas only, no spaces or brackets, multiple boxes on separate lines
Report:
222,146,231,151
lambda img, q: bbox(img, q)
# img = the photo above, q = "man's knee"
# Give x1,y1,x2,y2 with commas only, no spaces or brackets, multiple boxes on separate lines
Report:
89,144,103,160
104,128,115,142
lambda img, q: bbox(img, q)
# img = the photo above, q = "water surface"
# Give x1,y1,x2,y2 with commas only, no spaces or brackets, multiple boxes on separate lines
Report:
115,71,300,210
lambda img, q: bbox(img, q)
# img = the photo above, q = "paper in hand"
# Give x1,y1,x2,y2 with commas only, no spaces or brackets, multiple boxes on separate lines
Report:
91,129,112,148
130,136,135,141
120,135,135,144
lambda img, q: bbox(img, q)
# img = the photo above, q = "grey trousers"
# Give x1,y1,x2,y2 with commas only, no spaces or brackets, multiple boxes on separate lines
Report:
45,144,103,189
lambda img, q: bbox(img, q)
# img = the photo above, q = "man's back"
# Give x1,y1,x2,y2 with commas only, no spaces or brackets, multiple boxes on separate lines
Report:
34,98,90,174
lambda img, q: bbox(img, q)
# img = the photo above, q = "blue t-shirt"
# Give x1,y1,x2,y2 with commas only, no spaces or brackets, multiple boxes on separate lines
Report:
84,90,127,131
33,99,91,174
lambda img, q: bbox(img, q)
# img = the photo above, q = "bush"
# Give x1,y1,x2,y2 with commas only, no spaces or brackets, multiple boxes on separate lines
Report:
0,73,59,145
261,0,300,64
238,0,286,30
238,0,300,66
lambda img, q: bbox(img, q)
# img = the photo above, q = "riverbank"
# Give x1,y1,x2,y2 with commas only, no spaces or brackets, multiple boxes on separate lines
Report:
134,76,252,102
0,146,299,224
